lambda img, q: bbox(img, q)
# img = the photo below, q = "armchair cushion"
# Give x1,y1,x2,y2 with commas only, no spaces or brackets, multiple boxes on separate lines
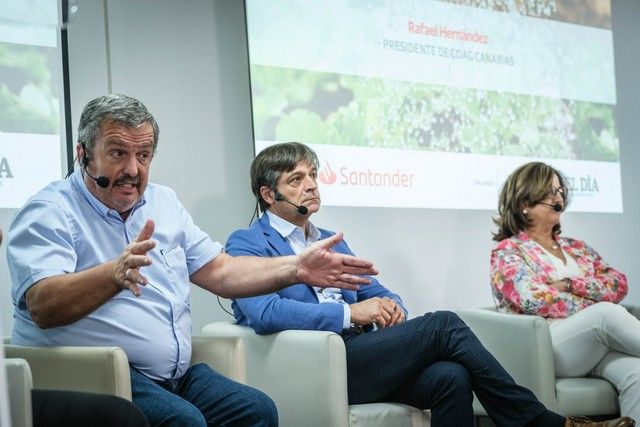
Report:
556,378,618,416
349,402,430,427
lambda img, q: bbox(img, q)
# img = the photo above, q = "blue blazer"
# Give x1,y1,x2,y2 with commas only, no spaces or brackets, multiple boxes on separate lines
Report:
226,214,407,334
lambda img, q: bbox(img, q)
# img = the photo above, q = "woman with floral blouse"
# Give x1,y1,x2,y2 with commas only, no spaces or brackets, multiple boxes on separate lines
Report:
491,161,640,421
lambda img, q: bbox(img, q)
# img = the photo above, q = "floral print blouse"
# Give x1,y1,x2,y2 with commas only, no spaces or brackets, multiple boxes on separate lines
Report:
491,231,627,318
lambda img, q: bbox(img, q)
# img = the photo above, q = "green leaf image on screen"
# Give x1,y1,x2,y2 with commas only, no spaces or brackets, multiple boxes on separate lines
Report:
0,42,60,135
251,65,619,162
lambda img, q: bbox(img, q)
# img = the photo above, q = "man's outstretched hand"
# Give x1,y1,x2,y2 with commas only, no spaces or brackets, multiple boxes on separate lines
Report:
296,232,378,290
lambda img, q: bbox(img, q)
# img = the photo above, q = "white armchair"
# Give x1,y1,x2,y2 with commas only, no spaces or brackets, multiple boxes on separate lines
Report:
201,322,430,427
4,336,246,401
3,358,33,427
456,307,633,419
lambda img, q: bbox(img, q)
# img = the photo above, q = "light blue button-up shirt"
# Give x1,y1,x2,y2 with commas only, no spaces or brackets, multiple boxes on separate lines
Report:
7,169,222,380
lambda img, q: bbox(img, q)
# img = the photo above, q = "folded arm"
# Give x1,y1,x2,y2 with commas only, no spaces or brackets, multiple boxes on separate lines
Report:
491,245,589,317
236,293,346,334
564,240,627,303
231,270,405,334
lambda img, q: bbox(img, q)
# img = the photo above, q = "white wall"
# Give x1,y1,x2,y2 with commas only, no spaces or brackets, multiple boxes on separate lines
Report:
1,0,639,336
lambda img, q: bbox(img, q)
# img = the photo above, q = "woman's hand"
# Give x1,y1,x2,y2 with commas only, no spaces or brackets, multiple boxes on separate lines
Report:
548,278,571,292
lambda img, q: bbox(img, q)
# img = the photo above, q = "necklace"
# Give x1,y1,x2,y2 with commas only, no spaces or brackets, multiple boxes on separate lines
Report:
531,236,559,251
539,240,559,251
527,231,560,251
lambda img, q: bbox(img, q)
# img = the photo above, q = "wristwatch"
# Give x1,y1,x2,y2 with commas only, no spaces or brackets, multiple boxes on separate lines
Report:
561,277,573,292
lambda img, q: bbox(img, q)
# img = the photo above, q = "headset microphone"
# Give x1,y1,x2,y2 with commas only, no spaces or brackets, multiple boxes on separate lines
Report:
274,192,309,215
82,155,111,188
539,202,563,212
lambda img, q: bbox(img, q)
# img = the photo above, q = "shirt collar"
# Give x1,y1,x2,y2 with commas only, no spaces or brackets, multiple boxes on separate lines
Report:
265,210,320,242
70,168,146,221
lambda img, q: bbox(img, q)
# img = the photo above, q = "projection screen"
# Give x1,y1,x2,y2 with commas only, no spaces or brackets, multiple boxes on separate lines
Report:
245,0,621,212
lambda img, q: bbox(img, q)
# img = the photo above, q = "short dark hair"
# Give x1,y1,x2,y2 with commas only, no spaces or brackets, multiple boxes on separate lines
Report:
251,142,319,212
493,161,570,241
78,94,159,158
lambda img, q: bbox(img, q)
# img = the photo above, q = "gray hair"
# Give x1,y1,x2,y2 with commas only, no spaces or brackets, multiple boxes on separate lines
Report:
251,142,319,213
78,94,159,157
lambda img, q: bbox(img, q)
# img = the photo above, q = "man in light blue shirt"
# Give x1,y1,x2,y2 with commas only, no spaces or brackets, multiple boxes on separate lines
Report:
6,94,378,427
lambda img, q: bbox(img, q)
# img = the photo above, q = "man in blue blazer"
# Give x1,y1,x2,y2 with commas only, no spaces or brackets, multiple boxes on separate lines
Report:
226,142,632,427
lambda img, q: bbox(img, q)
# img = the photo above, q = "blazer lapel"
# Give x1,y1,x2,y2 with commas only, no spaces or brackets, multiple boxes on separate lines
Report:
258,215,318,300
515,231,555,278
558,238,589,273
258,215,296,256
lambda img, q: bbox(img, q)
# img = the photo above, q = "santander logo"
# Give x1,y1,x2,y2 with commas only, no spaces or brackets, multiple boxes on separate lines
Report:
318,159,415,188
319,161,337,185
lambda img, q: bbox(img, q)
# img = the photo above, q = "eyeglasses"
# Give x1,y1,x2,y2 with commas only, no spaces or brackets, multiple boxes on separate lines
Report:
545,186,565,199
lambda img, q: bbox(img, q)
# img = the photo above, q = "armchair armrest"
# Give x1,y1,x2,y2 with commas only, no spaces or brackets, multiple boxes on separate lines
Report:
191,335,246,384
4,345,131,400
457,308,558,412
5,358,33,427
201,322,350,427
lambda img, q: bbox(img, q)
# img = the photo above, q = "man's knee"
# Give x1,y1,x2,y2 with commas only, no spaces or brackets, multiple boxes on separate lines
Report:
185,364,277,426
433,362,472,399
240,388,278,426
163,404,207,427
420,310,466,329
438,362,471,386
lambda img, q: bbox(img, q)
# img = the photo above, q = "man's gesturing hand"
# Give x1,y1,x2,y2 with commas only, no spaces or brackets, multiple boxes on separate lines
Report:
296,232,378,291
111,219,155,297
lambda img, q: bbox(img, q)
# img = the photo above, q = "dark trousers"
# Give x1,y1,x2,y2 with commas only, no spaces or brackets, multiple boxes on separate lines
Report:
32,389,148,427
343,311,551,427
130,363,278,427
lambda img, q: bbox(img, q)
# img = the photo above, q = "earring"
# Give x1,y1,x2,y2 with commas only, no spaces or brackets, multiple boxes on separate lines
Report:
522,210,528,214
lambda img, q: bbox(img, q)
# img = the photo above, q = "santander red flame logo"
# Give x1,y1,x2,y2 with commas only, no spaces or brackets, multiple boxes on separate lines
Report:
319,161,337,185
